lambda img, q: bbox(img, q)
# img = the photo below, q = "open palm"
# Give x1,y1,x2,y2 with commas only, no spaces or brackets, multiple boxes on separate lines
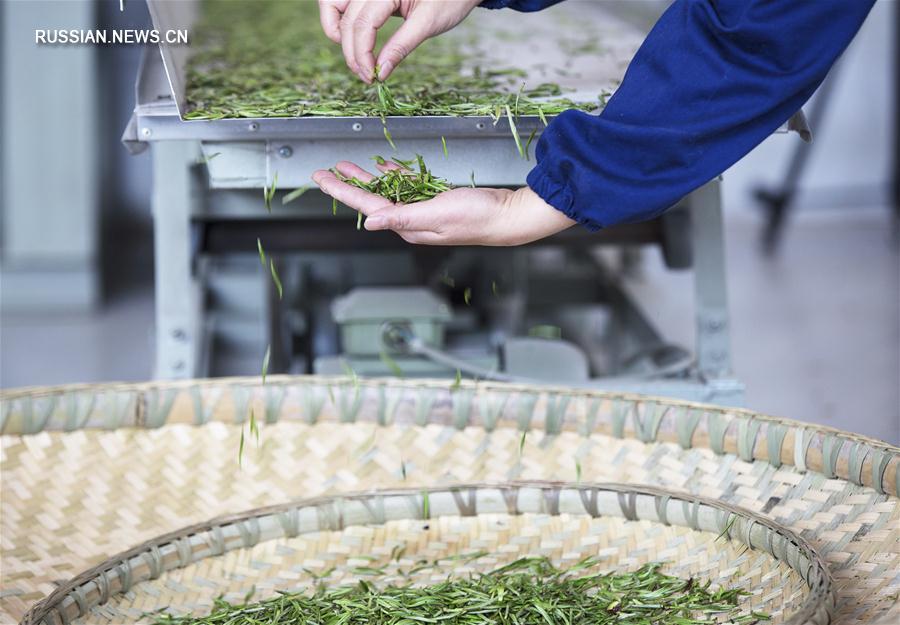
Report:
312,160,575,246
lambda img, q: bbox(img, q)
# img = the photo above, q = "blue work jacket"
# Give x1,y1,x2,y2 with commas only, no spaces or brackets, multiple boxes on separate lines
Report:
481,0,875,229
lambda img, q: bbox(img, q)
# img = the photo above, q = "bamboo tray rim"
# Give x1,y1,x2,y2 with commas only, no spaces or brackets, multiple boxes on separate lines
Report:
2,375,896,452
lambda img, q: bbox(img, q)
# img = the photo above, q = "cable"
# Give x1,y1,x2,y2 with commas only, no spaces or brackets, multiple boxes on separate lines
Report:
382,322,521,383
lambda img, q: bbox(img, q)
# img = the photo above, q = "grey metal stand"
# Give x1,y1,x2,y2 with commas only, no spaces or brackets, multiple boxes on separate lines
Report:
152,141,202,379
690,180,742,402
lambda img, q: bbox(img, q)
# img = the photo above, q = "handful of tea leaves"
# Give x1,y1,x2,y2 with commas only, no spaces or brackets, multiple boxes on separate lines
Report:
150,559,768,625
336,155,452,204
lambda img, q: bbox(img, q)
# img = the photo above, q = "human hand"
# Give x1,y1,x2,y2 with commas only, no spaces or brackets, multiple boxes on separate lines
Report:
318,0,482,83
311,160,575,246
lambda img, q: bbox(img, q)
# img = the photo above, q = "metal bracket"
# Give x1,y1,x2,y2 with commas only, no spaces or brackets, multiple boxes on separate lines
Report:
121,114,148,155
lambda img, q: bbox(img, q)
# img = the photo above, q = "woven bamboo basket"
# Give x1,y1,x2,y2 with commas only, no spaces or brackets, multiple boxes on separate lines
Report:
1,376,898,624
23,483,832,625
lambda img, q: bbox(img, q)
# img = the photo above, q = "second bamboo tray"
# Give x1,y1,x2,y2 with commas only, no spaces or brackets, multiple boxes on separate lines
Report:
24,482,832,625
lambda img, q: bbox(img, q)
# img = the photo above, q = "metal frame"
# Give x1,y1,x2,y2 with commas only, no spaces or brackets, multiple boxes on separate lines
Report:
147,139,741,402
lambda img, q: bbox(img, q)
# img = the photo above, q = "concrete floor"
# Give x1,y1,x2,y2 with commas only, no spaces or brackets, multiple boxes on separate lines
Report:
624,206,899,445
1,207,898,445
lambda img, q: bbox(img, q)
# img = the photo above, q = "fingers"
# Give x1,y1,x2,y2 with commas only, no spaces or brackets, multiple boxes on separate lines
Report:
374,160,404,174
318,0,347,43
376,15,431,81
334,161,376,183
312,169,393,216
351,2,395,83
338,6,359,78
338,1,395,82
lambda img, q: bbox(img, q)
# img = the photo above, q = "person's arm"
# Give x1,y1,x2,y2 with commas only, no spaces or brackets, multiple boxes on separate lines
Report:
529,0,875,230
314,0,875,245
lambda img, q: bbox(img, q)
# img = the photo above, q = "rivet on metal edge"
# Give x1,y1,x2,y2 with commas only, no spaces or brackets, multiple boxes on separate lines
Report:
248,122,259,132
141,128,151,137
278,145,293,158
352,122,363,132
476,122,486,130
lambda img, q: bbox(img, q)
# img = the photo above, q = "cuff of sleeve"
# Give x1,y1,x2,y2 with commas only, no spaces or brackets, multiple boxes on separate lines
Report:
526,162,603,232
479,1,514,9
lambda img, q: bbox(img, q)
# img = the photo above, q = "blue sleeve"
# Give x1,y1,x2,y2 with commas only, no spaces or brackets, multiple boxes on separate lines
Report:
523,0,875,230
480,0,563,11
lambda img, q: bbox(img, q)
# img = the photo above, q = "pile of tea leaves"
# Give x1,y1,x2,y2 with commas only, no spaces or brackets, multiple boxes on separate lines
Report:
336,155,452,204
150,559,768,625
184,0,599,120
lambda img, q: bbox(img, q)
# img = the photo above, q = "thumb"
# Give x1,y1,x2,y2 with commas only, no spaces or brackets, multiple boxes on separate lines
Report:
365,202,438,233
376,15,432,81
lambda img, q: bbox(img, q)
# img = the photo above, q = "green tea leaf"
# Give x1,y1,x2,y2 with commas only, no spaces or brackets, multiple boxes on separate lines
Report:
197,151,221,165
269,258,283,299
261,344,271,384
383,126,396,150
257,238,266,266
282,186,308,205
505,105,525,159
421,490,430,519
524,129,537,161
264,172,278,213
249,407,258,442
441,136,448,157
379,350,404,377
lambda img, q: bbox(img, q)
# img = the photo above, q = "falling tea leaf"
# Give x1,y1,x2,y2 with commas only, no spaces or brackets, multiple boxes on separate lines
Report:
261,344,271,384
269,259,283,299
282,186,308,205
257,238,266,267
380,351,404,377
524,129,537,161
264,172,278,213
383,125,396,150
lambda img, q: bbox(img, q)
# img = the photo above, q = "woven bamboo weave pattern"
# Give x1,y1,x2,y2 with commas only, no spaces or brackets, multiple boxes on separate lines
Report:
2,377,898,624
32,483,826,625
